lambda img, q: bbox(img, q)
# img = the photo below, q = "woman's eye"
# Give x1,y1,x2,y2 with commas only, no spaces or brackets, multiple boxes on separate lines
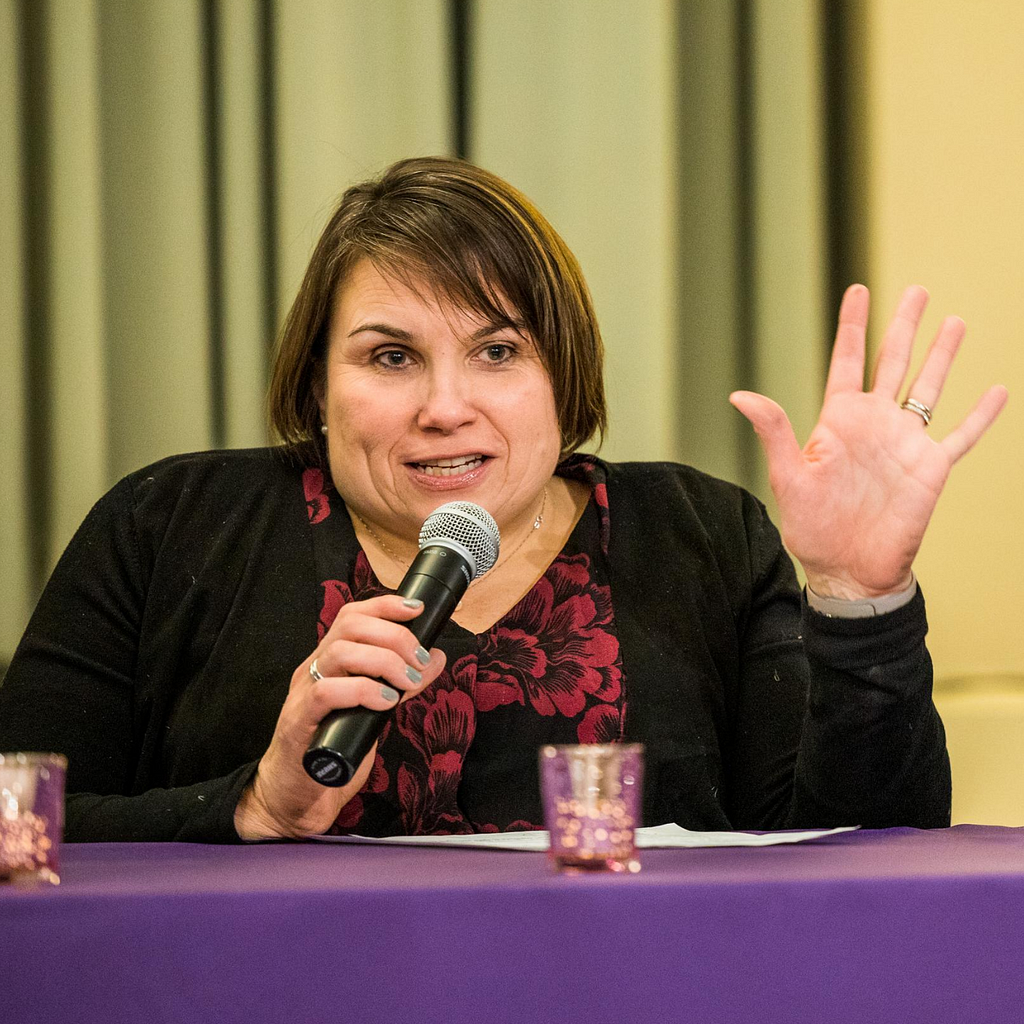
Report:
374,349,410,369
481,343,515,364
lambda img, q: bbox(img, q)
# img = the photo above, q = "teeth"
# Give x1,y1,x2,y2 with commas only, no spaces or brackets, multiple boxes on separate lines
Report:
415,455,484,476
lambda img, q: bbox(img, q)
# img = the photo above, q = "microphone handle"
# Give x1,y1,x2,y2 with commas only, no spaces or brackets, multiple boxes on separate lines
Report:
302,546,468,787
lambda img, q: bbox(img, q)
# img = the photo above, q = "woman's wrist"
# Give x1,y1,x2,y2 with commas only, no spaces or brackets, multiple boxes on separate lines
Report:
803,570,915,603
233,774,306,841
805,573,918,618
234,780,278,841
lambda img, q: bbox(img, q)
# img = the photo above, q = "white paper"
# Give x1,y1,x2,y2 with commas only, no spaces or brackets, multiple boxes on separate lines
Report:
634,823,858,848
313,823,857,851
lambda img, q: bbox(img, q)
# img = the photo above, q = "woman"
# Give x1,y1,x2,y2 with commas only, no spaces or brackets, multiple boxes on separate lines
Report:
0,158,1007,841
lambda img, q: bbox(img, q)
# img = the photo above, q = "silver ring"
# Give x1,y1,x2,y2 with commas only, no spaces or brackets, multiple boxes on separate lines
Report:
900,397,933,426
309,657,324,682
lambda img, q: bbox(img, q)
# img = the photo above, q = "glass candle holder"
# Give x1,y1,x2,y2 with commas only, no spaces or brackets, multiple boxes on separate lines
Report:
539,743,644,873
0,753,66,885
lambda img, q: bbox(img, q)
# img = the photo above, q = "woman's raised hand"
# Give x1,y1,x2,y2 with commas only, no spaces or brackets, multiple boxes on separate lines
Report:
234,595,446,840
730,284,1008,600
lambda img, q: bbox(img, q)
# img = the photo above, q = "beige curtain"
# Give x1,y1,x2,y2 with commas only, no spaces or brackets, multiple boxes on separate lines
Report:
1,0,831,662
474,0,829,502
1,0,451,661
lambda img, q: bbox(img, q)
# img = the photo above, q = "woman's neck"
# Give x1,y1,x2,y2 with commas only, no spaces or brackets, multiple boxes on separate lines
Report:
349,476,590,632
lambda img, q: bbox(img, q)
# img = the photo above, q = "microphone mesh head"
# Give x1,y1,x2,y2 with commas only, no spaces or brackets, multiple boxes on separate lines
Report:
418,501,500,580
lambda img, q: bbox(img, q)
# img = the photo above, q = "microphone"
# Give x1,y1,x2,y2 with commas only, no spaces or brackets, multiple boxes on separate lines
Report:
303,501,500,786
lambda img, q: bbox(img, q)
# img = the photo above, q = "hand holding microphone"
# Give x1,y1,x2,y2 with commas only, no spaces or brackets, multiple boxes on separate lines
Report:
234,502,499,840
304,501,499,785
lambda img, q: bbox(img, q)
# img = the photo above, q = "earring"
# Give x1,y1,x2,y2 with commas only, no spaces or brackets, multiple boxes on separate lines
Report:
320,424,328,435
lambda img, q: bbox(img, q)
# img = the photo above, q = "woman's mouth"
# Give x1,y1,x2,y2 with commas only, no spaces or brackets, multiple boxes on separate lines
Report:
410,455,487,477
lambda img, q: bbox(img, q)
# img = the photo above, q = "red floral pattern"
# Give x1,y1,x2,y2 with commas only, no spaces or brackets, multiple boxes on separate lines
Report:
577,702,627,744
303,468,331,524
317,454,625,836
393,659,478,833
317,557,385,640
333,724,392,830
317,579,351,641
475,555,620,718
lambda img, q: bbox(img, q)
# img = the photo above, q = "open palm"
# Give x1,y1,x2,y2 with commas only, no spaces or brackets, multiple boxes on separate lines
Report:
731,285,1008,600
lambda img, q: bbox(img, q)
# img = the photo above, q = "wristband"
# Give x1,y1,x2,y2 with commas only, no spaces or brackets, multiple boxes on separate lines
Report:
805,574,917,618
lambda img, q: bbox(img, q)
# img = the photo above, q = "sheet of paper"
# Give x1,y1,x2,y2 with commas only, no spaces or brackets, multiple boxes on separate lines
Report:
313,823,858,851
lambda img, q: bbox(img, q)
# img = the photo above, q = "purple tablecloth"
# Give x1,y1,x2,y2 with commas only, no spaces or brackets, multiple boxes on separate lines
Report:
4,825,1024,1023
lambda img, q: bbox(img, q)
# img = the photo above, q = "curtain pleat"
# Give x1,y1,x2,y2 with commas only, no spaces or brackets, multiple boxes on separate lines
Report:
46,0,109,558
1,0,32,662
215,0,273,450
748,0,828,504
674,0,751,484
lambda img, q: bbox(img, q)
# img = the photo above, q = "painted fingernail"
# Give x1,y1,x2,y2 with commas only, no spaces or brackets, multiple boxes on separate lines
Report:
415,646,431,666
406,666,423,685
402,598,423,609
381,685,400,703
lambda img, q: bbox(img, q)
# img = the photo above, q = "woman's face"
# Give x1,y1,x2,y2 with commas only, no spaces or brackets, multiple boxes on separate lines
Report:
320,260,562,540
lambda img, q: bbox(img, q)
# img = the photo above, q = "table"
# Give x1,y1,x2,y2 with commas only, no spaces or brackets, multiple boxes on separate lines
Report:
4,825,1023,1024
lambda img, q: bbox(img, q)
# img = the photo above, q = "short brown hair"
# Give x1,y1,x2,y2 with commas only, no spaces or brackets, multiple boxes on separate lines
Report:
268,157,606,459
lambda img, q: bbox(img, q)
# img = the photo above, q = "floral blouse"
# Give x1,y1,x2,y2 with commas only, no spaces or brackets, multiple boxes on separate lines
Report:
303,456,625,836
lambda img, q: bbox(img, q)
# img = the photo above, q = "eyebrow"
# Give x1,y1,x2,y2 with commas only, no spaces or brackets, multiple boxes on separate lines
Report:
347,321,523,342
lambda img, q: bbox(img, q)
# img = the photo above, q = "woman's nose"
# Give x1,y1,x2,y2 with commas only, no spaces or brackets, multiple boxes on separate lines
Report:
415,368,477,434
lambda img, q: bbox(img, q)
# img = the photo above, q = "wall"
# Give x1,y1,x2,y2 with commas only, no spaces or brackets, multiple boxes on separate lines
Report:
864,0,1024,677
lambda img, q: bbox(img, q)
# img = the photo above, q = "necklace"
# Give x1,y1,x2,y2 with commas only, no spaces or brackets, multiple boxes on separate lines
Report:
355,487,548,584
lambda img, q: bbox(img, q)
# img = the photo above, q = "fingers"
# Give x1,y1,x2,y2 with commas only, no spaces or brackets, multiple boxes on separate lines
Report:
295,642,447,723
309,675,409,714
304,657,446,718
824,284,870,401
314,634,441,695
902,315,966,413
289,592,447,716
328,593,430,629
941,385,1009,464
729,391,802,490
871,285,930,399
323,595,432,672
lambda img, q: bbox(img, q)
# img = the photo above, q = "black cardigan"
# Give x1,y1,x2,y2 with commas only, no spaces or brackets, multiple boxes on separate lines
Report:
0,446,950,841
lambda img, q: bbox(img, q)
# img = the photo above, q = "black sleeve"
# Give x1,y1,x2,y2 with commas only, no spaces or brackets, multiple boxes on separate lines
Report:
791,588,950,828
60,768,257,842
0,478,253,842
723,493,950,830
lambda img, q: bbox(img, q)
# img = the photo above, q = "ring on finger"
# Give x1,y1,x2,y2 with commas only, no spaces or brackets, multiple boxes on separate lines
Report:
900,397,933,426
309,657,324,682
